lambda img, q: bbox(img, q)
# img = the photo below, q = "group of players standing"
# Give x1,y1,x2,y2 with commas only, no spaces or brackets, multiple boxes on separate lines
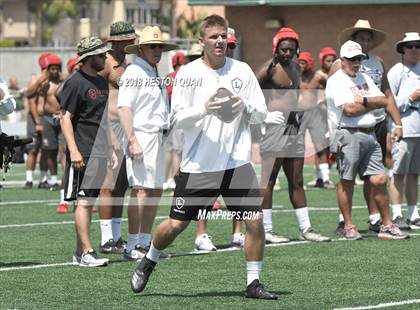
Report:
18,14,420,299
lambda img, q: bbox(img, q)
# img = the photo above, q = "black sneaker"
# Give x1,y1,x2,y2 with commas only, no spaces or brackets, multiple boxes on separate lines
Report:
368,220,381,233
245,279,278,300
23,181,33,189
393,216,410,230
50,183,60,191
38,181,50,189
314,178,324,188
99,239,116,254
131,256,156,293
335,221,345,236
115,238,127,252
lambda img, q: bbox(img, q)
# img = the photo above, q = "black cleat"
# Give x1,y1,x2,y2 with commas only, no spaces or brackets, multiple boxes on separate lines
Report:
245,279,278,300
38,181,50,189
131,256,156,293
99,239,116,254
23,181,33,189
368,220,381,233
50,183,60,191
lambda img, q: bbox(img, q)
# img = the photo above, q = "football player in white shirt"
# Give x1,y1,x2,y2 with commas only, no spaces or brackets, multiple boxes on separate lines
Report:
130,14,277,300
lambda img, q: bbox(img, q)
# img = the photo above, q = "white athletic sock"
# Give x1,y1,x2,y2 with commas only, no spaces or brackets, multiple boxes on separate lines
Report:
146,242,162,263
319,163,330,182
262,209,273,232
112,218,122,241
40,170,48,183
316,169,322,180
60,189,67,204
26,170,33,182
368,213,381,225
407,205,419,221
246,261,262,286
138,233,151,248
391,204,402,220
100,219,113,245
338,213,344,223
295,207,311,233
127,233,139,252
50,175,57,185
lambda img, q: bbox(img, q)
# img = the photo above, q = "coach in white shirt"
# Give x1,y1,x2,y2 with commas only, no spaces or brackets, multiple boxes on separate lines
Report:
0,78,16,129
131,15,278,300
326,40,408,241
118,26,177,260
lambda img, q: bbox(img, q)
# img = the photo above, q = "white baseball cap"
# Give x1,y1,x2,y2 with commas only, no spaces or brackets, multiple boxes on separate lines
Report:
340,40,366,59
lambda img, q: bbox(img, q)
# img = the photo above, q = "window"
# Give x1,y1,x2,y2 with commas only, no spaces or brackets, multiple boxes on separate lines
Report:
126,8,135,24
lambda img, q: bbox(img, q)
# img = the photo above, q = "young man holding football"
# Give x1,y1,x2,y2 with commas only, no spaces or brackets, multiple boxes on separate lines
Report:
130,14,277,300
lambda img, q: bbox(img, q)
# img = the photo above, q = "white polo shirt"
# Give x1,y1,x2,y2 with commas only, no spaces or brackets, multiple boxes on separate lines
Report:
326,69,384,129
117,56,169,133
171,57,267,173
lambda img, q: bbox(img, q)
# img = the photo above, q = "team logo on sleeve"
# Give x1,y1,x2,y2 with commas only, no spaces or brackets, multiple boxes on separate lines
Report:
231,78,243,94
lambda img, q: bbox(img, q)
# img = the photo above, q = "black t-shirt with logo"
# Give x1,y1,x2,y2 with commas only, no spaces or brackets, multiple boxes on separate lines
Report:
60,70,109,157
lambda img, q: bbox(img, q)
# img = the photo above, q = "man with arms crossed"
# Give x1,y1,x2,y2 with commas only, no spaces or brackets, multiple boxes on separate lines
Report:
130,15,277,299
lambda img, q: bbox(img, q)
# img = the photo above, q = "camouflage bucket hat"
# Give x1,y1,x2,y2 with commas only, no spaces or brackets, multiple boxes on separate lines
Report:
76,36,111,63
108,21,138,41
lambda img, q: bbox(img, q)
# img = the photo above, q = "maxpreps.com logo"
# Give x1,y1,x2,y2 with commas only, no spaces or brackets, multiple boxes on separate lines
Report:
174,197,185,214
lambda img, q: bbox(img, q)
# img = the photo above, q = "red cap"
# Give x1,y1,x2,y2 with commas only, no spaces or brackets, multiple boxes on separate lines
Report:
227,33,237,45
298,52,314,71
67,56,79,74
45,53,62,68
171,51,186,68
272,27,299,54
319,47,337,65
38,52,51,69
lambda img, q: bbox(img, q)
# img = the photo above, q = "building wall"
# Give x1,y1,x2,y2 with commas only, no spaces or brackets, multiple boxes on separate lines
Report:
175,0,225,20
226,4,420,71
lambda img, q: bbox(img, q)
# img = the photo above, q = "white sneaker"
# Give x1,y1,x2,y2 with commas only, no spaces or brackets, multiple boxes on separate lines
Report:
355,176,364,185
79,250,109,267
72,253,81,265
265,230,290,244
231,233,245,247
307,178,318,186
168,178,176,190
123,244,147,260
299,227,331,242
195,234,217,251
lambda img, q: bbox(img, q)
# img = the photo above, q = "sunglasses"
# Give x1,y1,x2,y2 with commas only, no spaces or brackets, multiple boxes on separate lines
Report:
404,43,420,49
345,56,363,62
148,44,164,50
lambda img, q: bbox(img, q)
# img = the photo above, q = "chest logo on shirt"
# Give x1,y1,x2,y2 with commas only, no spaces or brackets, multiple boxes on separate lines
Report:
231,78,243,94
87,89,107,100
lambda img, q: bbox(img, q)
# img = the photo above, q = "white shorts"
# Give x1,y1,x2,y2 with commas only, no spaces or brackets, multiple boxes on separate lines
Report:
165,129,184,153
125,131,166,188
392,137,420,175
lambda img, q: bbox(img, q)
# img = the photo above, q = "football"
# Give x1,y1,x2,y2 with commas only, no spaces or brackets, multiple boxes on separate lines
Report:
212,87,237,123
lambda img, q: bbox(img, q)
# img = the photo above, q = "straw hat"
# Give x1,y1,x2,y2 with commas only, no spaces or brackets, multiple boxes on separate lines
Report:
124,26,178,54
338,19,386,50
395,32,420,53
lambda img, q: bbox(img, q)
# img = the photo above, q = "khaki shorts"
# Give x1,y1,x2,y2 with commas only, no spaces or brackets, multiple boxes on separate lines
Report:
125,131,166,188
392,137,420,175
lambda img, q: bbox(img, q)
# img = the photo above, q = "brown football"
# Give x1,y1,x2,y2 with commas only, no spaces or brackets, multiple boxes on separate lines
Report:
212,87,237,123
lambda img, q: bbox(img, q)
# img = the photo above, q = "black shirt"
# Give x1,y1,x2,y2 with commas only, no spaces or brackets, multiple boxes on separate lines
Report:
60,70,109,157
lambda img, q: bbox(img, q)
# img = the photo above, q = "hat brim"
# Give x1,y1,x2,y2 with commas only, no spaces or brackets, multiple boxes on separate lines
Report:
77,46,111,63
338,27,386,50
124,41,179,54
107,33,138,42
396,38,420,53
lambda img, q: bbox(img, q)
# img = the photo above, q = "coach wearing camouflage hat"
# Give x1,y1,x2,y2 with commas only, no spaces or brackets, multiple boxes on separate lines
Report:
61,36,114,267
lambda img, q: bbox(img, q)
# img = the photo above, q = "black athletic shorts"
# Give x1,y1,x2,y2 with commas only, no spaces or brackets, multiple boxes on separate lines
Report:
169,163,262,221
375,119,387,165
63,156,107,201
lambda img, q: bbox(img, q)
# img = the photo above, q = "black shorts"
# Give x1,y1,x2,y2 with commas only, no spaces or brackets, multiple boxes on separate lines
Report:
169,163,262,221
63,156,107,201
375,119,387,165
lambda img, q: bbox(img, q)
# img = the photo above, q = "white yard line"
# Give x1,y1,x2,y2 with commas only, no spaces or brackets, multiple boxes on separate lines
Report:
333,299,420,310
0,199,58,206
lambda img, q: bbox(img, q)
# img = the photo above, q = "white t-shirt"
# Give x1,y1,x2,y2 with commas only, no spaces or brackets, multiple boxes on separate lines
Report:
326,69,384,129
388,62,420,137
117,57,169,133
171,57,267,173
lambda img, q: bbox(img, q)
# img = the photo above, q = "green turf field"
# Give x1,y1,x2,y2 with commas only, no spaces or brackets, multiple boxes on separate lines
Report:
0,164,419,309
